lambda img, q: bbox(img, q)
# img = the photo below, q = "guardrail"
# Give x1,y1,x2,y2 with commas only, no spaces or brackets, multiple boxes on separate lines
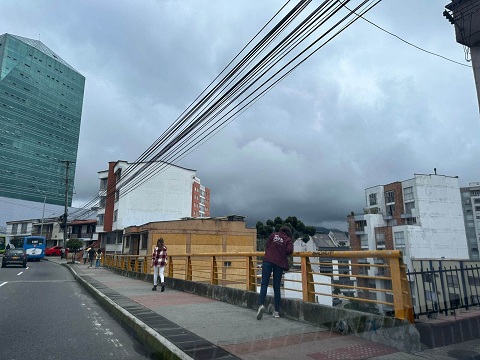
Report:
104,249,413,323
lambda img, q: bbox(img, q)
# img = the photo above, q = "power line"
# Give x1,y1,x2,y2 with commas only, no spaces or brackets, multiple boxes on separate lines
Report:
70,0,385,218
341,0,471,68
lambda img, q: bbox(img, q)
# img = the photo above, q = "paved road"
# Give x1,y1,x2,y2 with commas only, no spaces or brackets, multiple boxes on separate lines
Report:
0,259,154,360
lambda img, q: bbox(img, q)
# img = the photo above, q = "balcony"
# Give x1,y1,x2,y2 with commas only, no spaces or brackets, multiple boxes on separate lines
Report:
68,233,94,239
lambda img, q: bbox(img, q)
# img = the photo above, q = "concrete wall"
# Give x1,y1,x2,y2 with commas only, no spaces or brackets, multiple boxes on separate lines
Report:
410,175,468,260
114,165,196,230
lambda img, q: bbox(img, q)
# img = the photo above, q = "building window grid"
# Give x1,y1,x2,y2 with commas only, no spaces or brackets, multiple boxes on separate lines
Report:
141,233,148,249
385,190,395,204
403,187,414,201
369,193,377,206
394,231,405,248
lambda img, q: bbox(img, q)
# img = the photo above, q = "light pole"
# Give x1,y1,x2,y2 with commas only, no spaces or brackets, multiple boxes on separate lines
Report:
32,186,46,237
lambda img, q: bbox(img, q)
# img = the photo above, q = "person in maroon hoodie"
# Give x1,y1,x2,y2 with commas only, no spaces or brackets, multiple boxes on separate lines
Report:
257,226,293,320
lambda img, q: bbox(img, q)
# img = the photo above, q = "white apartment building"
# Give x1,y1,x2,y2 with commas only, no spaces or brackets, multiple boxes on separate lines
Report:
349,173,469,270
347,173,469,314
96,160,210,254
460,182,480,260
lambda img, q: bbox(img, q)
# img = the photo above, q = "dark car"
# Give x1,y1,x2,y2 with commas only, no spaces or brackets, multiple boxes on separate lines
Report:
45,246,63,256
2,248,27,268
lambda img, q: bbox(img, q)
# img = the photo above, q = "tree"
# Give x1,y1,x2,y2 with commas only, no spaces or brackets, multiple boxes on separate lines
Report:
66,238,83,264
285,216,298,228
305,226,317,236
274,217,283,226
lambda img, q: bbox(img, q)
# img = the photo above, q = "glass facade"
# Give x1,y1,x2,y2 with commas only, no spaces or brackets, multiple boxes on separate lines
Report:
0,34,85,206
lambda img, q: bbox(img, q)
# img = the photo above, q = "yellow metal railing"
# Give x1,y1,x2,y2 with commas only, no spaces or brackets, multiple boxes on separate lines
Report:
104,250,414,323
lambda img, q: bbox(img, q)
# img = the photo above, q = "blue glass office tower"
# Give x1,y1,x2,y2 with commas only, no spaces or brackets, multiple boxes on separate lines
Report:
0,34,85,206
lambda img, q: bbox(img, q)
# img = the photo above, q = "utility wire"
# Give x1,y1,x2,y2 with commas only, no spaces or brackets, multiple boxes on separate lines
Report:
342,0,471,68
69,0,384,218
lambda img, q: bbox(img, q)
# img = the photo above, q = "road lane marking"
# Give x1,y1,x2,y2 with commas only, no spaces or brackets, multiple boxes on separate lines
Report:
0,282,6,287
17,272,23,276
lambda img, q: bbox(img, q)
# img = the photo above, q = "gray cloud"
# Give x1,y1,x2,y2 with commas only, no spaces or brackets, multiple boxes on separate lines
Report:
3,0,479,231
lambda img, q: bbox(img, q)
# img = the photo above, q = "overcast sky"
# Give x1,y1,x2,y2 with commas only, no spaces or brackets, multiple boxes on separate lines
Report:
2,1,479,231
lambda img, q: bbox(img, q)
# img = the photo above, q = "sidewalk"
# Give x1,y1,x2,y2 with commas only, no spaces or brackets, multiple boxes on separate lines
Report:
46,257,480,360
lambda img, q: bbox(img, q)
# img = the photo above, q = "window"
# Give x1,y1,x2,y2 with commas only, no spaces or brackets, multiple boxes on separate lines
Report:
403,187,414,201
98,214,104,225
99,178,107,190
369,193,377,206
447,275,459,288
406,217,417,225
113,210,118,222
386,293,394,304
360,234,369,247
394,231,405,248
106,234,116,244
11,223,18,234
125,236,130,248
375,232,385,246
422,272,434,283
21,223,27,233
117,233,123,244
405,201,415,214
99,196,106,208
386,204,395,216
141,233,148,249
355,220,367,232
425,290,437,302
115,189,120,202
469,276,480,286
385,190,395,203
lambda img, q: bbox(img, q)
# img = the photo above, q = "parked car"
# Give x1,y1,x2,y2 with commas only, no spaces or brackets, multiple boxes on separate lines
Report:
45,246,63,256
2,248,27,268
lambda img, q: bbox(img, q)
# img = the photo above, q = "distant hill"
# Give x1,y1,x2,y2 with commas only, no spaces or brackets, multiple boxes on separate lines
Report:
315,226,348,236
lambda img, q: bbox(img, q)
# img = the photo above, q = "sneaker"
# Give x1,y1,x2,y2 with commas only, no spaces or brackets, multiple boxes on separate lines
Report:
267,304,274,314
273,311,280,318
257,305,265,320
152,285,157,291
161,283,165,292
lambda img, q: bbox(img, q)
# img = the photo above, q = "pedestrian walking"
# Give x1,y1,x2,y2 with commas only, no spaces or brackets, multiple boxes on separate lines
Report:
82,248,88,265
95,248,102,268
151,238,167,292
87,247,95,268
257,226,293,320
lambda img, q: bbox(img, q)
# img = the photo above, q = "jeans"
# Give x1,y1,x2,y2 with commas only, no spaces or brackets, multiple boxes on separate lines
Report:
258,261,284,312
95,259,100,268
153,265,165,286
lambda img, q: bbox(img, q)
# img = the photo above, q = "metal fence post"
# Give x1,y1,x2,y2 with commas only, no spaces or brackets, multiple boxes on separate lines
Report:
301,256,315,302
246,256,256,292
186,256,192,281
211,256,218,285
390,257,414,323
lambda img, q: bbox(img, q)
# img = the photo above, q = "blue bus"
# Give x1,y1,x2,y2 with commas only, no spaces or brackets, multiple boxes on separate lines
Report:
15,236,46,261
